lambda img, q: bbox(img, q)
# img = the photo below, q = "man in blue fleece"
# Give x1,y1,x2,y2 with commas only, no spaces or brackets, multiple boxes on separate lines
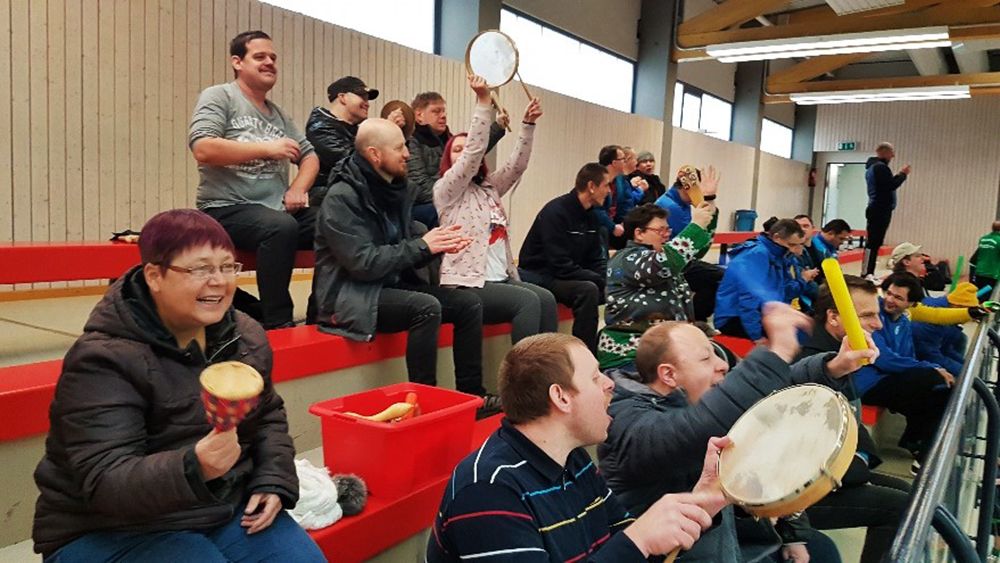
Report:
857,272,954,462
714,219,807,341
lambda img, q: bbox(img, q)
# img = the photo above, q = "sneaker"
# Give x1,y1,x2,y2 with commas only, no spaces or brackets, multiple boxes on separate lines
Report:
910,459,921,476
476,393,503,420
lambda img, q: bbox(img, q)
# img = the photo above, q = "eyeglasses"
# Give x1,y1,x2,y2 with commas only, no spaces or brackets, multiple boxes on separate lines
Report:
162,262,243,280
643,227,671,236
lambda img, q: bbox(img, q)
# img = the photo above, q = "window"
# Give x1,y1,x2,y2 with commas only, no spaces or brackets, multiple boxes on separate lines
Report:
760,119,794,159
261,0,435,54
671,82,733,141
500,8,634,113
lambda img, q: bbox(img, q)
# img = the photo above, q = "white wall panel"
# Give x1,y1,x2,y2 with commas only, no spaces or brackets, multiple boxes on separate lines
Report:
815,98,1000,263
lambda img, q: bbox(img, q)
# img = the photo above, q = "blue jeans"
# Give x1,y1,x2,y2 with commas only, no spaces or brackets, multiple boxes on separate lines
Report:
45,507,326,563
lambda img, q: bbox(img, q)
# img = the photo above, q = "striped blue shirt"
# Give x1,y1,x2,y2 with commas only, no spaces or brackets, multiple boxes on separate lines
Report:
426,419,644,563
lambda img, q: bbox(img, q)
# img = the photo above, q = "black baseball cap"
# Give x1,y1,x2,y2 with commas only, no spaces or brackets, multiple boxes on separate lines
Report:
327,76,379,101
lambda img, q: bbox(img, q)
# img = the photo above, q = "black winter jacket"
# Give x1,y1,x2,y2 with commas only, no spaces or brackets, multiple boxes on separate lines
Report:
305,107,358,206
518,190,606,287
314,152,434,340
33,268,296,556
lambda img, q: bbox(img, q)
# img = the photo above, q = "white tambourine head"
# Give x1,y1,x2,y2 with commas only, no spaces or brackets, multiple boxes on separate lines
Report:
467,30,518,88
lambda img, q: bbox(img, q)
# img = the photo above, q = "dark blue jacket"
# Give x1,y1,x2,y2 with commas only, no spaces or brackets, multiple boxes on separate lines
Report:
812,233,839,261
865,157,907,212
654,186,692,237
911,296,966,376
855,299,940,395
714,236,789,341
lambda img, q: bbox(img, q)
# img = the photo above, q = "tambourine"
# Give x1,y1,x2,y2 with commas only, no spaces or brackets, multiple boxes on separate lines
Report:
665,384,856,563
200,361,265,431
465,29,534,131
380,100,416,138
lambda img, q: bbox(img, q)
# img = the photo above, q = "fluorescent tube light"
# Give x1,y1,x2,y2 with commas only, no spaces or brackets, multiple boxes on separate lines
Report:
789,85,971,105
706,26,949,62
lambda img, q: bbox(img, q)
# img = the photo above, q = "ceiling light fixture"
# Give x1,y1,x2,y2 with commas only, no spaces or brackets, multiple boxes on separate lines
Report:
789,85,971,105
706,27,950,63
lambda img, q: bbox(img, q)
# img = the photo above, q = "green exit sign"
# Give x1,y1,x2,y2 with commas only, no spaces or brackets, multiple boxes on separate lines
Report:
838,142,857,151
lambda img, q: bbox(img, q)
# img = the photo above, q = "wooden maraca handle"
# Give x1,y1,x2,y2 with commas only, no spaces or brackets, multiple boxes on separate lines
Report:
665,549,680,562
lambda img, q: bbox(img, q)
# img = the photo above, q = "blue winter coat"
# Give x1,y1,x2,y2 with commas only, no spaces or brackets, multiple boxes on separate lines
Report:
855,299,941,396
911,296,967,376
654,186,692,237
713,235,790,341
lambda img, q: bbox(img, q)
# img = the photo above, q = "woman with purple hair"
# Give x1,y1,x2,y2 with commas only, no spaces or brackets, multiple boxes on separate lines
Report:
32,209,325,562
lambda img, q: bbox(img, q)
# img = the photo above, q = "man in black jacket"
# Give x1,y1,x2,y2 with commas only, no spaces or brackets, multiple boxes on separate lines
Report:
797,275,910,563
863,142,911,277
305,76,407,207
599,304,870,563
313,118,499,414
407,91,508,227
518,163,610,353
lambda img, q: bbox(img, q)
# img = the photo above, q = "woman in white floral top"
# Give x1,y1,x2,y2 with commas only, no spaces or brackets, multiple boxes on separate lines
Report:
433,75,557,343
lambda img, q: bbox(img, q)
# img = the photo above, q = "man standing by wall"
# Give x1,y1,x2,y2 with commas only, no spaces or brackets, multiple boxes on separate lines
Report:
863,142,911,277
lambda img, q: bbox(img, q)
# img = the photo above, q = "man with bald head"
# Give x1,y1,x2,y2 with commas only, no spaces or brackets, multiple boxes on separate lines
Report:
863,142,911,277
313,118,500,415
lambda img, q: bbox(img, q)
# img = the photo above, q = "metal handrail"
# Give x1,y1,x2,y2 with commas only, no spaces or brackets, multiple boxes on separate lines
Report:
886,290,999,562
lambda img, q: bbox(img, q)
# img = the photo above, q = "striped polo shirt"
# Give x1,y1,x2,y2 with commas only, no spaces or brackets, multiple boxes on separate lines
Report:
426,419,645,562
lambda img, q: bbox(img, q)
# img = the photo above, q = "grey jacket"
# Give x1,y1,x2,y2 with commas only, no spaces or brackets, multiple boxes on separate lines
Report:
599,348,844,562
314,152,434,340
407,122,506,205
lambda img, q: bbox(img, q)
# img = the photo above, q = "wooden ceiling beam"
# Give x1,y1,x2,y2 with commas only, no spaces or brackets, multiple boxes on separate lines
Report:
766,53,873,85
677,6,1000,48
678,0,796,36
765,71,1000,95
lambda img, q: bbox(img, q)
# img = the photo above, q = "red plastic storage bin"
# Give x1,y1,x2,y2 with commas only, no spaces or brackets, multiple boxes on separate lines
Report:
308,383,484,500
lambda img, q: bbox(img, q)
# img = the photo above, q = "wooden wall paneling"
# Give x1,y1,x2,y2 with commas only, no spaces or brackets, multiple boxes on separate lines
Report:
214,0,227,84
291,10,304,125
224,0,237,61
64,0,82,243
47,0,66,247
0,0,10,245
248,0,260,30
128,0,146,229
96,0,114,239
201,0,214,95
158,0,174,214
174,0,192,209
114,0,130,230
29,0,49,245
143,0,160,223
236,0,249,32
0,0,9,281
186,0,203,207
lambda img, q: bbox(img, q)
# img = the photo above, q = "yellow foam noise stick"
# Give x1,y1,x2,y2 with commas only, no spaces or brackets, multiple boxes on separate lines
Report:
820,258,870,366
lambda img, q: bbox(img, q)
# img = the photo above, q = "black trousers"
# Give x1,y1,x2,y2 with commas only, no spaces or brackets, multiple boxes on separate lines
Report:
863,206,893,276
975,275,997,296
519,269,601,354
683,260,724,321
375,284,484,396
807,473,911,563
862,367,951,455
205,204,317,329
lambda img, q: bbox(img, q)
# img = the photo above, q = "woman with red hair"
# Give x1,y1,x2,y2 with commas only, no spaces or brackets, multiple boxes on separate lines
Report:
433,75,556,343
